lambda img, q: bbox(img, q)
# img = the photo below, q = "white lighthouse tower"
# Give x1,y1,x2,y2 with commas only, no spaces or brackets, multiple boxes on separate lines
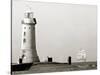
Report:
19,10,40,64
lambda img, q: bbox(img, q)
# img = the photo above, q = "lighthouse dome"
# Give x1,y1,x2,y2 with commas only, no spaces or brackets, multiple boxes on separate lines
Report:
22,11,36,25
24,11,33,19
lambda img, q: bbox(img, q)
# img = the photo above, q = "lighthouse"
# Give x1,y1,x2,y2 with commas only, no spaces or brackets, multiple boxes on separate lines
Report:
19,11,40,64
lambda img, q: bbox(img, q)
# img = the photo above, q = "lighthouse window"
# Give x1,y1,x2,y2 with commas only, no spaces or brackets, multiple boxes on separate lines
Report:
23,50,26,53
24,32,26,36
23,38,26,43
33,27,35,30
24,27,26,29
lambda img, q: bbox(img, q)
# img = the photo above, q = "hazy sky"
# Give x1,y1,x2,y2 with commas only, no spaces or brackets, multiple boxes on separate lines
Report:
12,0,97,63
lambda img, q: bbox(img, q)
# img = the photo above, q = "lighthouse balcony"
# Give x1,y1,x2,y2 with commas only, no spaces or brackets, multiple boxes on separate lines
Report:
22,18,36,25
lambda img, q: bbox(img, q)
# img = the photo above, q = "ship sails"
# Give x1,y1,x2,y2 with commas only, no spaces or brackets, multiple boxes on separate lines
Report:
77,49,87,62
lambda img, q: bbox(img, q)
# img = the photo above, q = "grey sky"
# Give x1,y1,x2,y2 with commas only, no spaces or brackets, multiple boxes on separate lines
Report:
12,0,97,63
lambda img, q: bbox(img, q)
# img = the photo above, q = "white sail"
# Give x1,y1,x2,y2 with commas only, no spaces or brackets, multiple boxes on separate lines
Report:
77,49,87,62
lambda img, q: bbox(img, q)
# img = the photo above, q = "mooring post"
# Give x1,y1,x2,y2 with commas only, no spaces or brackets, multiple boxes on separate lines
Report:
68,56,72,65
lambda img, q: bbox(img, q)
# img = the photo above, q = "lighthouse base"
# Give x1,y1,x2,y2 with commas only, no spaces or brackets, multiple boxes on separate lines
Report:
33,56,40,62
